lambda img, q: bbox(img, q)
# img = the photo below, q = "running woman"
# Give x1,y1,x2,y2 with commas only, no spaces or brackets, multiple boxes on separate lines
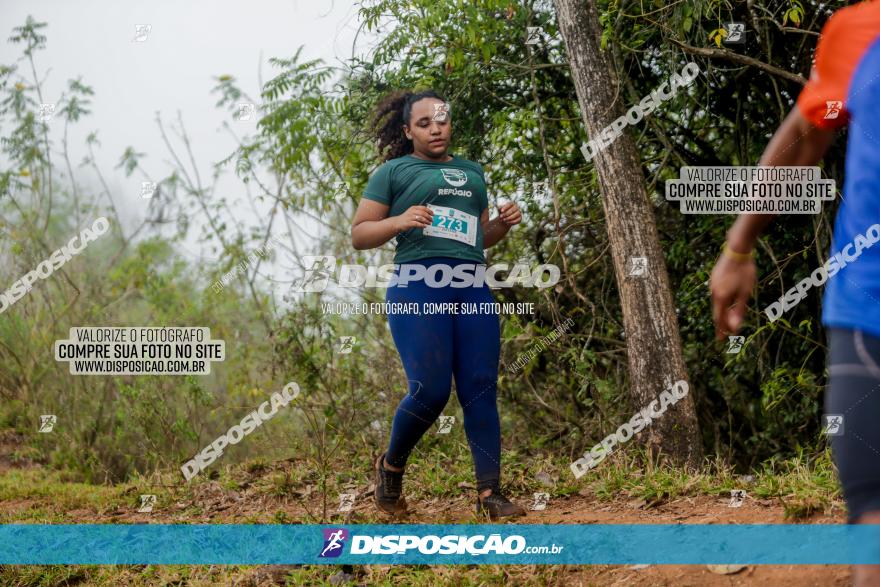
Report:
710,3,880,584
351,89,526,519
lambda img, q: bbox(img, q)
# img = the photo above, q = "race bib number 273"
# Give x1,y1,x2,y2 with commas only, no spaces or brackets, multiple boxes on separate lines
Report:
423,205,477,247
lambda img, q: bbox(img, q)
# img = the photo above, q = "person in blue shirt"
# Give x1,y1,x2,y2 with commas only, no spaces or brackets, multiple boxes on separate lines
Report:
710,4,880,584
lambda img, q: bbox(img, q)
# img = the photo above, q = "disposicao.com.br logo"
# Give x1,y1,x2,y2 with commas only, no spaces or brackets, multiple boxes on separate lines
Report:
317,529,563,557
292,256,560,292
319,528,349,558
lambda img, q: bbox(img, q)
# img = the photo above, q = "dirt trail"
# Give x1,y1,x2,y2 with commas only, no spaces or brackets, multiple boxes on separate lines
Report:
1,490,852,586
0,433,852,586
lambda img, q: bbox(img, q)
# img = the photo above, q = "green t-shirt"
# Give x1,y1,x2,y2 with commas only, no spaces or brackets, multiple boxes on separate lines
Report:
362,154,489,264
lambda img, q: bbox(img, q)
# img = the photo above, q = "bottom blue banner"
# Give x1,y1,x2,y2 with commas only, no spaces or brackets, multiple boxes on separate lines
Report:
2,524,879,565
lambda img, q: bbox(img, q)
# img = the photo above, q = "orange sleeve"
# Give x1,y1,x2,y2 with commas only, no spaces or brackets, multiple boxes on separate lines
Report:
797,3,876,130
796,11,854,130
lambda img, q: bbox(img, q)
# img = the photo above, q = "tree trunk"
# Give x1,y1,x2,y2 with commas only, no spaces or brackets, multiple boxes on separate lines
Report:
554,0,703,467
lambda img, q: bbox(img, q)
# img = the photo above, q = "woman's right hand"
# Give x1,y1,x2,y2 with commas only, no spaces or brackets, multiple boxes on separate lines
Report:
394,205,434,232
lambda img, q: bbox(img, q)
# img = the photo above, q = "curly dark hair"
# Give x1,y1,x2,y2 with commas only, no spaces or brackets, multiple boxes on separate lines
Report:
370,89,447,162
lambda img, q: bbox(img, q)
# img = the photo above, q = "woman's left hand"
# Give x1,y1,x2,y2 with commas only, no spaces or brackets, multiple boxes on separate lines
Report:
497,202,522,226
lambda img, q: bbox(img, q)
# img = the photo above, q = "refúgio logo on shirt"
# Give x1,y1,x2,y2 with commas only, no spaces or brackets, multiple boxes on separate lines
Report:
441,168,468,187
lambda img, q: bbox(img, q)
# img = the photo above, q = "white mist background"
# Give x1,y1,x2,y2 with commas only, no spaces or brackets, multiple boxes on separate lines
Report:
0,0,376,300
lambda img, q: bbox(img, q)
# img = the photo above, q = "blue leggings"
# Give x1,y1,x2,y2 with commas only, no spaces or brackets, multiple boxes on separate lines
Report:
383,257,502,490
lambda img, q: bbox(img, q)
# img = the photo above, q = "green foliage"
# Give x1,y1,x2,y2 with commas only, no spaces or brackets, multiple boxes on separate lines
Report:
0,0,842,486
784,0,806,26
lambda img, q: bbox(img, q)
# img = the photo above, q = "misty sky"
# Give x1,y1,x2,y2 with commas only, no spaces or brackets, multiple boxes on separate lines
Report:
0,0,374,270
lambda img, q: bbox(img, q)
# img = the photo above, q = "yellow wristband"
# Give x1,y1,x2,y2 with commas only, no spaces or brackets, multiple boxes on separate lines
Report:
722,243,754,262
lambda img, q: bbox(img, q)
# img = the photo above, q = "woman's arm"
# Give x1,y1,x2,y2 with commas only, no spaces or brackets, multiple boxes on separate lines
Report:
482,202,522,248
351,199,434,250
